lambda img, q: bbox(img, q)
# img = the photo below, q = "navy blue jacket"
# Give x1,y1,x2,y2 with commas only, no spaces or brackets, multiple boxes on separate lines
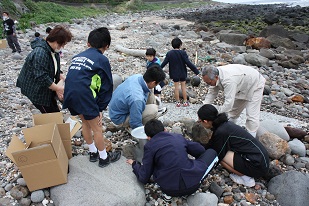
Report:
132,132,209,192
63,48,113,117
161,49,199,80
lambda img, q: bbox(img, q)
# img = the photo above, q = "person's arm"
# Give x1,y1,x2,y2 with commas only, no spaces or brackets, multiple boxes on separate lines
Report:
203,86,219,104
97,61,113,111
49,83,64,100
186,139,206,158
129,100,145,129
215,80,238,113
182,51,199,75
160,53,169,68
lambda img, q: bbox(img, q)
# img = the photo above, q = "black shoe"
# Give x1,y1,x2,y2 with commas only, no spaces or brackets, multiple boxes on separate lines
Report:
98,156,110,168
89,151,99,162
109,151,121,163
12,50,16,53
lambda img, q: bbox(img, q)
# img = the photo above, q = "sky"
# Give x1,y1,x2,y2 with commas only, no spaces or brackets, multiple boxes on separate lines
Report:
212,0,309,7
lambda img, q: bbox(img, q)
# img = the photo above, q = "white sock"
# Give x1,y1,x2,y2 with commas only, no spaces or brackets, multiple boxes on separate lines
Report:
88,142,97,153
99,149,108,159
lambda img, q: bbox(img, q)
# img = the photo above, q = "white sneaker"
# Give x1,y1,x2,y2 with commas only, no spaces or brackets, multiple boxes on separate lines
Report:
156,107,167,118
229,173,255,187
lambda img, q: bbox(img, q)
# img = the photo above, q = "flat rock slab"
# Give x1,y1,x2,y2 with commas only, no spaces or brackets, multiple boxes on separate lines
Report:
50,156,145,206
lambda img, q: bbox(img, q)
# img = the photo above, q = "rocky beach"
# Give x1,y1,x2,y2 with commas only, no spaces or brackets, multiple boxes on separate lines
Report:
0,1,309,205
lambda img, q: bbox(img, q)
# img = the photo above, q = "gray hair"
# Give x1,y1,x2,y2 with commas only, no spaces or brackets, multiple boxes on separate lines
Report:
201,65,219,80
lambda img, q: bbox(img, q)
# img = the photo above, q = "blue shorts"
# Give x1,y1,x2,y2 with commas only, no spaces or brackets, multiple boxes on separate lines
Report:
68,107,98,120
172,78,186,82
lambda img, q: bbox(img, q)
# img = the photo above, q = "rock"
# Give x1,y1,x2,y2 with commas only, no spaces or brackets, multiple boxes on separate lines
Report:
288,138,306,157
0,188,5,197
187,192,218,206
268,171,309,206
209,182,224,198
245,193,256,204
281,154,295,165
223,195,233,204
112,73,122,91
260,120,290,141
284,126,307,140
10,185,29,200
31,190,45,203
259,132,289,159
190,76,200,87
190,122,212,144
219,33,247,46
19,197,32,206
246,37,271,50
259,48,275,59
233,54,247,64
266,34,296,49
289,33,309,43
259,25,289,38
50,156,145,205
244,53,269,66
290,94,304,103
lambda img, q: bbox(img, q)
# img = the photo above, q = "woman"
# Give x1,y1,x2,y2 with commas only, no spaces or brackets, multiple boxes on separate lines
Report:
197,104,269,187
16,25,72,113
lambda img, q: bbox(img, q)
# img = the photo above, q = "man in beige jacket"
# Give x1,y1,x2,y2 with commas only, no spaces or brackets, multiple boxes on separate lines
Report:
201,64,265,137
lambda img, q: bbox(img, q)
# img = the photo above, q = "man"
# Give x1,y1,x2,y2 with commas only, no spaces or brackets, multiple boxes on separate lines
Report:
126,119,218,197
2,12,21,53
109,65,167,130
201,64,265,137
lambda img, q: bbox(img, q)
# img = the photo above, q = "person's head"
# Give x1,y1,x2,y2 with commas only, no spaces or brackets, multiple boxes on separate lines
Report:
171,37,182,49
143,64,166,89
144,119,164,138
35,32,40,38
2,12,9,21
87,27,111,53
46,25,72,53
145,48,156,61
201,65,219,86
197,104,228,130
46,27,52,34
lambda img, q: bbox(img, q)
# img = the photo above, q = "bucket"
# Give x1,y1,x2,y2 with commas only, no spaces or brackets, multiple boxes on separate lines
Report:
131,126,148,162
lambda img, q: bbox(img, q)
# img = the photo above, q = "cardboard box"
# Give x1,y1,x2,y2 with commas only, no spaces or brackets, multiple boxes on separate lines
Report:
0,39,7,49
33,112,81,159
6,124,68,191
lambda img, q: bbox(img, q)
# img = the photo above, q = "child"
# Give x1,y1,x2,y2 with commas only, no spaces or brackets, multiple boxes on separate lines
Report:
126,119,218,197
197,104,269,187
63,27,121,168
145,48,165,108
161,37,199,107
34,32,40,41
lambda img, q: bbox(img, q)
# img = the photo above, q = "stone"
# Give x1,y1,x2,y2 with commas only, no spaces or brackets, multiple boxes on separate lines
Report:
209,182,224,198
190,122,212,144
219,33,247,46
187,192,218,206
284,126,307,140
19,197,32,206
259,132,289,159
10,185,29,200
245,193,256,204
288,138,306,157
290,94,304,103
223,196,233,204
260,120,290,141
244,53,269,66
112,73,123,91
281,154,295,165
246,37,271,50
31,190,45,203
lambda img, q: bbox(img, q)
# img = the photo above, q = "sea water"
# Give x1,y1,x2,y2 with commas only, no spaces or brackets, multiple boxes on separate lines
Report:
212,0,309,7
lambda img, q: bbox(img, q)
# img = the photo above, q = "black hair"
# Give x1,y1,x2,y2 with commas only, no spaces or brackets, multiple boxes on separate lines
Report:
171,37,182,49
35,32,40,37
146,48,156,56
46,27,52,34
197,104,228,130
3,12,9,16
143,64,166,84
88,27,111,49
144,119,164,138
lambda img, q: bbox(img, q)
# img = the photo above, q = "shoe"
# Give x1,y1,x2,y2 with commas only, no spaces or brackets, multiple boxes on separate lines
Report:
229,173,255,187
176,102,181,107
183,102,189,107
108,151,121,163
156,107,167,118
98,156,110,168
89,151,99,162
12,50,16,53
161,193,172,202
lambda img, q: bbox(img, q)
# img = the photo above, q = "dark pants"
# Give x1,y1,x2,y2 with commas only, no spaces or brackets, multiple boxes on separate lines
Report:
6,34,21,53
33,98,60,113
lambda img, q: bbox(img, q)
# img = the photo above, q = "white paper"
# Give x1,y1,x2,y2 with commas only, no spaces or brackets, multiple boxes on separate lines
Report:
65,117,77,132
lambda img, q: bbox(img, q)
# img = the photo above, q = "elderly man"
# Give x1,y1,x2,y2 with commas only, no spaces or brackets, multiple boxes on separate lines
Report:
201,64,265,137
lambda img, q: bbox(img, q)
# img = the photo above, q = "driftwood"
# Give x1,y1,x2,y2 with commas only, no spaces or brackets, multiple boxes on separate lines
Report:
114,45,162,57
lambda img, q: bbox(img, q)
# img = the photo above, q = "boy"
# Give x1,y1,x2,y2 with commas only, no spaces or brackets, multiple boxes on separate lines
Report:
161,37,199,107
126,119,218,197
2,11,21,53
63,27,121,168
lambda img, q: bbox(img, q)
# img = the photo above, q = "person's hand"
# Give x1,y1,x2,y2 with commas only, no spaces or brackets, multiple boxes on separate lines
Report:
98,112,102,126
56,86,64,101
126,159,134,165
12,33,16,36
60,73,66,81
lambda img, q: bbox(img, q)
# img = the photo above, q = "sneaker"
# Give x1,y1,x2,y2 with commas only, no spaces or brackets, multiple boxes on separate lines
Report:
89,151,99,162
229,173,255,187
176,102,181,107
161,193,172,202
156,107,168,118
109,151,122,163
98,156,110,168
183,102,189,107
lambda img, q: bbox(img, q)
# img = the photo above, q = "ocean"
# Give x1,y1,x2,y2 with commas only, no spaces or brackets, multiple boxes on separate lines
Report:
212,0,309,7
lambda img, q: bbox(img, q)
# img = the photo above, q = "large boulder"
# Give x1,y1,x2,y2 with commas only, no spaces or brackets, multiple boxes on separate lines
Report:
260,120,290,141
268,171,309,206
259,132,289,160
187,192,218,206
50,156,146,206
218,33,247,46
244,53,269,66
266,34,296,49
259,25,289,38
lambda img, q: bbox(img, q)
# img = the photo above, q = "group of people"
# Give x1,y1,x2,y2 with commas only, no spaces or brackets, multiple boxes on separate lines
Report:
14,24,270,197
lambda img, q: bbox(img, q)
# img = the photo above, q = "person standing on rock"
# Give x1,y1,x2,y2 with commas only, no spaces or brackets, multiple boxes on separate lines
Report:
126,119,218,197
201,64,265,137
16,25,72,113
63,27,121,168
109,65,166,130
2,12,21,53
161,37,199,107
197,104,269,187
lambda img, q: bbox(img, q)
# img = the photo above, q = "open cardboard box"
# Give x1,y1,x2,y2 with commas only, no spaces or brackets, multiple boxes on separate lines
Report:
0,39,7,49
32,112,81,159
6,123,68,191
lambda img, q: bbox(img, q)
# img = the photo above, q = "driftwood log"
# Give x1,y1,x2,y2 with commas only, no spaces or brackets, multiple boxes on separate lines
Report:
114,45,162,57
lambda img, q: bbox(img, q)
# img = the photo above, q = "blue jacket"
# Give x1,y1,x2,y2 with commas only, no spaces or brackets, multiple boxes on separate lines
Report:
132,132,209,193
63,48,113,117
146,57,161,69
109,74,150,129
161,49,199,80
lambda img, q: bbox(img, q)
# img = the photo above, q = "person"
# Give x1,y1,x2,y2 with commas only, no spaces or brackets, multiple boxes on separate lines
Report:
46,27,52,34
109,65,166,130
201,64,266,137
161,37,199,107
34,32,41,41
63,27,121,168
2,11,21,53
16,25,72,113
126,119,218,197
145,48,165,108
197,104,269,187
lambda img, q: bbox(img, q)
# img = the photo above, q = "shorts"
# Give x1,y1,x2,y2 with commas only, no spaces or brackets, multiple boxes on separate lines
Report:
172,77,186,82
68,107,97,120
233,153,268,178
